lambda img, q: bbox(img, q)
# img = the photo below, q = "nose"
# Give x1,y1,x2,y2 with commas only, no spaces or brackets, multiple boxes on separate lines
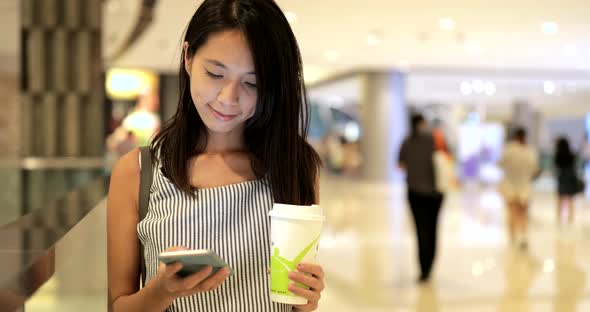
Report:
217,80,239,107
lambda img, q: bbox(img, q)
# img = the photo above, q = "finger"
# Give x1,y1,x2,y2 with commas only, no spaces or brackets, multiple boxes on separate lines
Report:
292,302,318,312
178,268,230,297
181,266,213,289
289,283,321,302
164,246,190,252
296,263,324,279
161,262,184,278
193,267,230,291
288,272,323,291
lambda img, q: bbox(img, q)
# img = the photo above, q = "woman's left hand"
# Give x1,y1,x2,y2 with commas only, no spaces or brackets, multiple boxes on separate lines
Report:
289,263,325,312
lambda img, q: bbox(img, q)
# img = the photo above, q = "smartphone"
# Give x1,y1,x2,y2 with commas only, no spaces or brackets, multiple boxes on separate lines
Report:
158,249,234,278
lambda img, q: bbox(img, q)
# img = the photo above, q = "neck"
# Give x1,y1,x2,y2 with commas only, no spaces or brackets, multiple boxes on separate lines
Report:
204,129,246,153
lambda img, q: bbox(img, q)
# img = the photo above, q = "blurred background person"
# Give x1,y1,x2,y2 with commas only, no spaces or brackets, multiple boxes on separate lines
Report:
581,132,590,170
115,130,137,156
498,127,539,250
398,113,444,283
432,119,452,156
432,119,457,193
554,136,580,226
325,133,345,174
581,132,590,197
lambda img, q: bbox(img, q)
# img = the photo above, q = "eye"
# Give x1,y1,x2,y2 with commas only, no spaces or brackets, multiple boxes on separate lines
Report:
244,82,257,89
205,70,223,79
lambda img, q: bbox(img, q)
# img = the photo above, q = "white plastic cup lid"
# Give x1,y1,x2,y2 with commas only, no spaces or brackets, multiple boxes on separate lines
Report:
269,203,325,222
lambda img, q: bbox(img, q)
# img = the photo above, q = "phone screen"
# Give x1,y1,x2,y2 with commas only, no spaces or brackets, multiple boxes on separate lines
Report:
158,250,234,278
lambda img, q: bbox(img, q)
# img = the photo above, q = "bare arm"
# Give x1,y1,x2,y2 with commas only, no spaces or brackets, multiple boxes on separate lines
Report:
107,149,175,312
108,149,231,311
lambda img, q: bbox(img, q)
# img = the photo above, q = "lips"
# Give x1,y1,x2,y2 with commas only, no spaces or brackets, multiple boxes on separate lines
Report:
208,104,238,121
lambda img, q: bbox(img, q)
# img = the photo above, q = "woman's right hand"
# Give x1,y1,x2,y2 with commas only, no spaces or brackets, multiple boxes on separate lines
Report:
151,247,231,300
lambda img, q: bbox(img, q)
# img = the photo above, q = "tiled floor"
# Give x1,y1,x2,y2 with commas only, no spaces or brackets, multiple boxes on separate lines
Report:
25,175,590,311
317,176,590,312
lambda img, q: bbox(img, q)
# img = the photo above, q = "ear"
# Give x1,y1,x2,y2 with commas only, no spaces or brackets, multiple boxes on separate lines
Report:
183,41,192,76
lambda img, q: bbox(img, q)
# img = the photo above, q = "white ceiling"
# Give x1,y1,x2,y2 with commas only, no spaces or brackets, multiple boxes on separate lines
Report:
103,0,590,119
104,0,590,82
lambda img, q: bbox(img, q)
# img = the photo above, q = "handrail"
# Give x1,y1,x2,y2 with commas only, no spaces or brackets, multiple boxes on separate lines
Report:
0,175,110,311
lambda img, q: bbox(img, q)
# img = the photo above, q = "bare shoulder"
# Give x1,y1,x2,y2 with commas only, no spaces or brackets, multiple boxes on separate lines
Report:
108,148,141,211
112,148,141,177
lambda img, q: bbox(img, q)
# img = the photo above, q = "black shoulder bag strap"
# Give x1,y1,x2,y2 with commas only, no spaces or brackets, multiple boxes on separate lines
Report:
138,146,154,288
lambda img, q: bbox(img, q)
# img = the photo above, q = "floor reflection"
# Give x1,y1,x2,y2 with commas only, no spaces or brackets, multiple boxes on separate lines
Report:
415,284,440,312
318,175,590,312
553,238,587,312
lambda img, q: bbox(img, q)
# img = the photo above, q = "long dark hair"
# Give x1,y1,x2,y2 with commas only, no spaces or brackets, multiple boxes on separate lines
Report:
554,136,575,168
150,0,320,205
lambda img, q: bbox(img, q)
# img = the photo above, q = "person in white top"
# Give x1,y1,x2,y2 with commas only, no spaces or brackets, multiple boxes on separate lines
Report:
498,127,539,249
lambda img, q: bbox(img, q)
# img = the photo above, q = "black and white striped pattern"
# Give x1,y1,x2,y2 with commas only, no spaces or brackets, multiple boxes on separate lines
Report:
137,165,292,312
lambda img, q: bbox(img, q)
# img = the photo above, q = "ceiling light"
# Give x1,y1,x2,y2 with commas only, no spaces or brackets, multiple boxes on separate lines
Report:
106,69,157,100
484,82,496,95
472,80,485,94
365,31,383,46
542,22,558,35
324,50,341,63
562,44,578,57
344,122,360,142
439,18,456,31
460,81,472,95
285,11,297,23
544,81,556,94
465,41,483,55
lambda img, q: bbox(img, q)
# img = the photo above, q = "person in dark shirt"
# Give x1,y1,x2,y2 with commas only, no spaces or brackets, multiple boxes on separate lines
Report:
398,114,443,283
554,136,579,225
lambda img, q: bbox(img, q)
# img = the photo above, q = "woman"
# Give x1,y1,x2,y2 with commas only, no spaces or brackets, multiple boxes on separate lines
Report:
107,1,324,311
498,127,538,250
554,137,579,225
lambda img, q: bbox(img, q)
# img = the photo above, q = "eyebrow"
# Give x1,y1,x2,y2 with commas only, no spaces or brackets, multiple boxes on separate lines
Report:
205,59,256,75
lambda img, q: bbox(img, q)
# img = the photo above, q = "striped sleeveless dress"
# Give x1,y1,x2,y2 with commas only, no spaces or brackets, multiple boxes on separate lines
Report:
137,163,293,312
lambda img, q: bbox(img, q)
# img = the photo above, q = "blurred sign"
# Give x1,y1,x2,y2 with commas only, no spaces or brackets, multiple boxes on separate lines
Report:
106,68,158,100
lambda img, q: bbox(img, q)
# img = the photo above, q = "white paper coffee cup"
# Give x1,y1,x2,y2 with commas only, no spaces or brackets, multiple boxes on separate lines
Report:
269,203,325,304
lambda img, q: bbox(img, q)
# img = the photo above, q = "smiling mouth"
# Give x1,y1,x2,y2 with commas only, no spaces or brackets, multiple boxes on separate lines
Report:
209,104,239,121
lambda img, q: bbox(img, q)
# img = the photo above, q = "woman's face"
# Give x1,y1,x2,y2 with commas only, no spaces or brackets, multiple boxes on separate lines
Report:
184,30,257,136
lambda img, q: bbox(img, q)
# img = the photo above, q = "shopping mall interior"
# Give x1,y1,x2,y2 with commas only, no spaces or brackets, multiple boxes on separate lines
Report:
0,0,589,311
